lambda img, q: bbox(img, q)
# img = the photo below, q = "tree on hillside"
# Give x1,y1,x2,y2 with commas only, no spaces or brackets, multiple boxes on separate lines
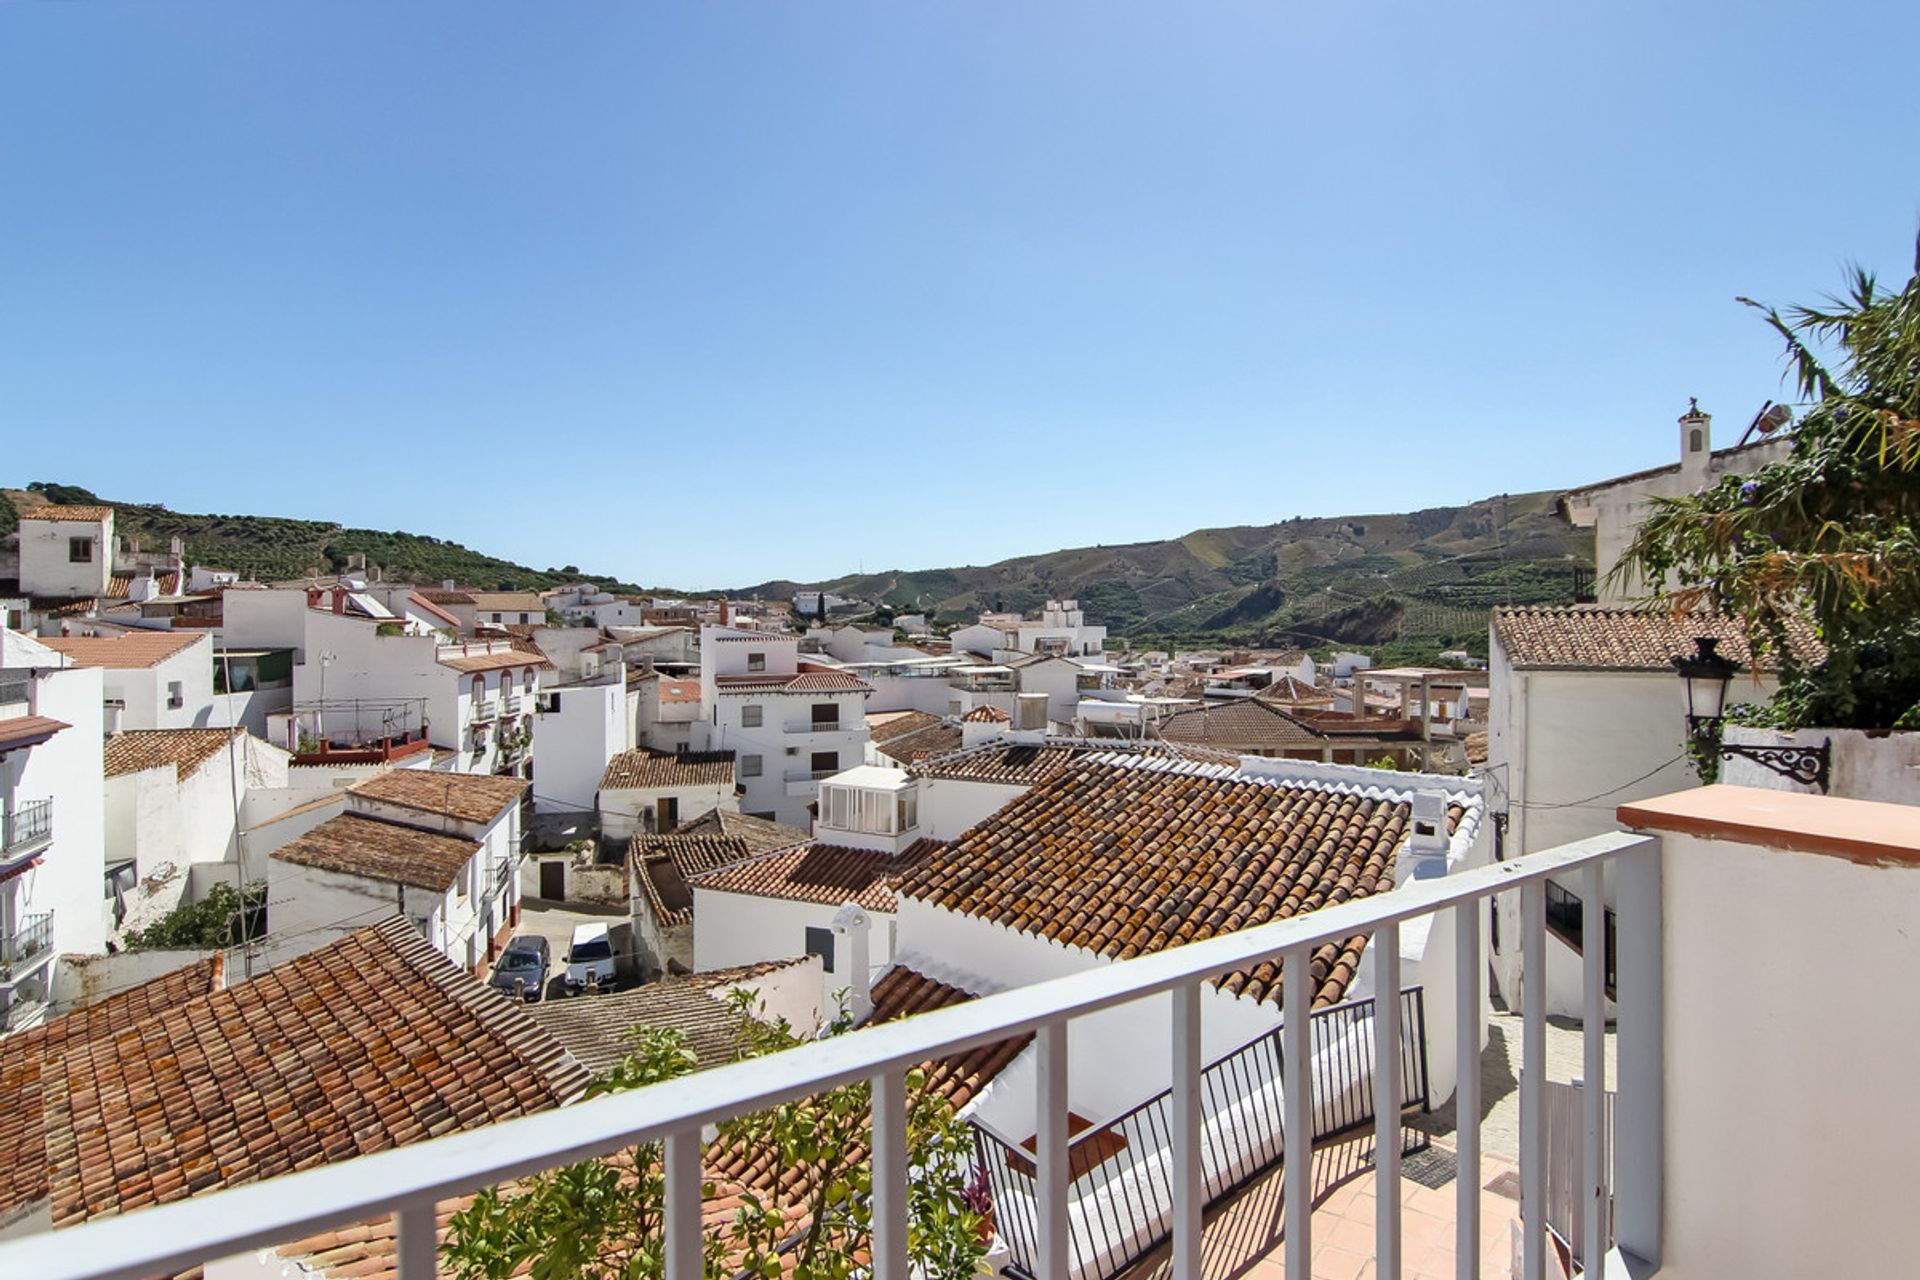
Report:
1615,233,1920,729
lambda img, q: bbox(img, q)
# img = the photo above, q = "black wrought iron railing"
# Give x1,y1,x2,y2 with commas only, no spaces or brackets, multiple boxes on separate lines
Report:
1,911,54,973
1,799,53,857
972,986,1430,1280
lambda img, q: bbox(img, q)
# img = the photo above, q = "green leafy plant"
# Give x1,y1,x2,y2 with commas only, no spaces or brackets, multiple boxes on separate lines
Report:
443,992,987,1280
1615,236,1920,731
123,880,265,949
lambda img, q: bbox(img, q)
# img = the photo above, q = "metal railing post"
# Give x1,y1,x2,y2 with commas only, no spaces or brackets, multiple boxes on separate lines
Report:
1611,838,1664,1270
1521,879,1546,1280
664,1128,702,1280
1454,899,1481,1280
1581,862,1608,1270
1282,946,1313,1278
1036,1020,1070,1279
1170,983,1203,1280
870,1067,908,1280
1373,923,1402,1279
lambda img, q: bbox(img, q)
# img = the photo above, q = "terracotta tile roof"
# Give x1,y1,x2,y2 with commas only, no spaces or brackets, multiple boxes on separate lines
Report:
276,959,980,1280
630,833,753,926
32,918,587,1228
713,670,873,693
103,570,182,600
1492,604,1824,671
908,737,1238,786
897,761,1470,1009
672,806,811,854
659,679,701,703
18,504,113,522
103,728,244,780
529,978,756,1073
416,588,474,605
961,705,1011,724
0,957,225,1221
0,715,71,752
408,592,464,628
1255,675,1334,704
469,592,547,613
40,631,207,669
348,769,528,825
601,749,736,792
437,647,551,674
1465,731,1489,765
1157,699,1334,750
689,838,942,912
872,721,964,766
867,710,946,743
272,812,481,892
866,966,1027,1110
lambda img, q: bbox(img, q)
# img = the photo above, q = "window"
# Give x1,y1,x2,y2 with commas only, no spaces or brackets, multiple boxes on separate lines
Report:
104,860,138,900
741,704,763,728
811,750,838,776
811,702,838,729
747,651,766,672
166,680,184,710
805,925,835,974
740,754,763,778
69,536,93,563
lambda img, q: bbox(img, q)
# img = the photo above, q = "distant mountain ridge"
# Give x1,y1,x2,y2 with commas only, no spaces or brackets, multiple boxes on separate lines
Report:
3,482,1593,651
735,489,1593,649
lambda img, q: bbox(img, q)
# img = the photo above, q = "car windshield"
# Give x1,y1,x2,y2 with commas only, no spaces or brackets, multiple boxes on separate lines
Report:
570,940,613,962
498,951,542,971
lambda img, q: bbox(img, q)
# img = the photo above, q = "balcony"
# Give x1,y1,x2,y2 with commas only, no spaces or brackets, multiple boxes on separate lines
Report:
0,910,54,986
783,766,841,796
784,716,843,734
14,786,1920,1280
0,674,27,708
469,699,496,724
0,824,1666,1280
1,798,52,863
501,695,523,717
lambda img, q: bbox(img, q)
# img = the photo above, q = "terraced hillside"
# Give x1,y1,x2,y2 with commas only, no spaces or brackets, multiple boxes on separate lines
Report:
739,489,1593,652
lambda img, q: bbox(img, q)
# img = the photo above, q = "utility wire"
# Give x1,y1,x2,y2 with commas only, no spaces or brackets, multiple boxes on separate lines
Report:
1514,753,1686,811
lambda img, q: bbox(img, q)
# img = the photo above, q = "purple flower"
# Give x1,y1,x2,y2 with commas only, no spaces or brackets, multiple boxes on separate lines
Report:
1741,481,1759,504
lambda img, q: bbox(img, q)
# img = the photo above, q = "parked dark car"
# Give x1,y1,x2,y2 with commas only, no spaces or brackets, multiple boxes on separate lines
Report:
489,934,551,1001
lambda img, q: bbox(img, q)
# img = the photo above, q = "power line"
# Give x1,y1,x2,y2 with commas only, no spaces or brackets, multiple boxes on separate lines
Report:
1514,753,1687,811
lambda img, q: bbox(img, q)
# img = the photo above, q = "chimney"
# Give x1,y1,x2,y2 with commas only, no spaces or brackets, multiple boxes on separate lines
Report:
831,902,873,1023
1405,789,1450,879
719,598,732,627
128,572,158,604
442,579,455,591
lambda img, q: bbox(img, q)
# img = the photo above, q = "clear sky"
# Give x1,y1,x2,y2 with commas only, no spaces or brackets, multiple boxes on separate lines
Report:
3,2,1916,590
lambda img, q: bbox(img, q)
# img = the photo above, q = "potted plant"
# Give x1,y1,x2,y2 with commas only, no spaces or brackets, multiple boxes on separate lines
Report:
960,1167,995,1247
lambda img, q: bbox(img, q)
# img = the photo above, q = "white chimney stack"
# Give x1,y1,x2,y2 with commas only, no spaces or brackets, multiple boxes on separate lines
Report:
1405,789,1450,879
832,902,873,1023
1012,692,1049,740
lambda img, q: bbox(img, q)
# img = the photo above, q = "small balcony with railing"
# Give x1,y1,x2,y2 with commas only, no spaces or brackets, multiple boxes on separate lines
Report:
0,909,56,1031
469,696,497,724
2,784,1915,1279
1,797,53,867
784,713,843,734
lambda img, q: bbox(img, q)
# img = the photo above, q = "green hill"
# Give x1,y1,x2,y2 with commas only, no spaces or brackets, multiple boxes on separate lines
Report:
737,489,1594,654
1,483,655,595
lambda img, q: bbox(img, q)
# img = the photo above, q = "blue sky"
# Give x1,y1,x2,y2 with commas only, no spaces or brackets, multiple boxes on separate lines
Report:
3,2,1916,589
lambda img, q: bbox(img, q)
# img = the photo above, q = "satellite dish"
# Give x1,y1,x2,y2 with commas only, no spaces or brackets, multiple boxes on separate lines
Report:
1739,400,1795,446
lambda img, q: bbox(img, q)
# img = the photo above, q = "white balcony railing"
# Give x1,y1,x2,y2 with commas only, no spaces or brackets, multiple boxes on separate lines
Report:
469,699,496,723
501,695,523,717
0,829,1663,1280
784,716,842,733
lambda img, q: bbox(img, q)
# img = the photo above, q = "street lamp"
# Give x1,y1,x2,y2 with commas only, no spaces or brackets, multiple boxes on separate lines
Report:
1671,636,1831,792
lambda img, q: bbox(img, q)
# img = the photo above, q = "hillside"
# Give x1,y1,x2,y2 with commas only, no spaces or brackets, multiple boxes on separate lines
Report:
0,483,654,596
738,489,1594,653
